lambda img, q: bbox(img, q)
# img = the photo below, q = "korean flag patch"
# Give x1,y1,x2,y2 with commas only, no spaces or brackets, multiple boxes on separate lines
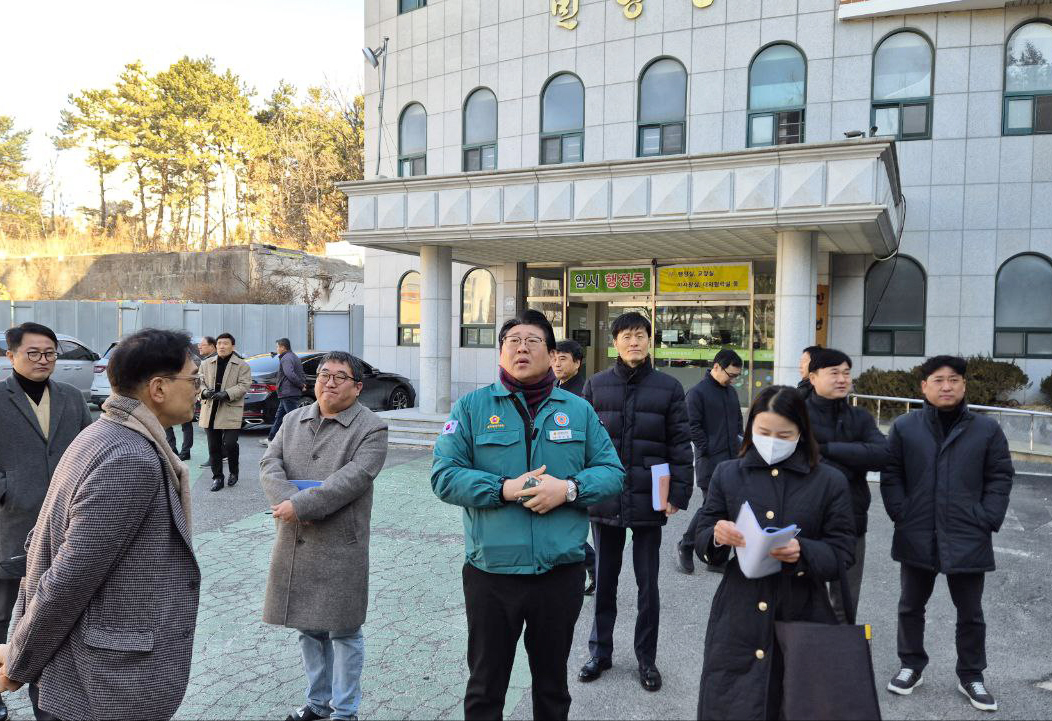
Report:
442,420,459,435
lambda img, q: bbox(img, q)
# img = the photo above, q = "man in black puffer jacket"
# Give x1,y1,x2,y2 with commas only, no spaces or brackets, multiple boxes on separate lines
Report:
881,356,1013,713
577,312,692,694
805,348,889,623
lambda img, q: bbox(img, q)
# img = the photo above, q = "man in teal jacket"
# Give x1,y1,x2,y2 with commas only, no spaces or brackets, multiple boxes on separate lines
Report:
433,309,623,721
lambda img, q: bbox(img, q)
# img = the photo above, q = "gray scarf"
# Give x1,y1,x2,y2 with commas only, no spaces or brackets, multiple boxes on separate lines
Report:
101,394,192,534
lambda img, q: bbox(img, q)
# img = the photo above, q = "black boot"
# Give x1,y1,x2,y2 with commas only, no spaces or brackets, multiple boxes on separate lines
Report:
676,539,695,574
584,567,596,596
226,473,238,488
210,476,224,492
178,449,192,461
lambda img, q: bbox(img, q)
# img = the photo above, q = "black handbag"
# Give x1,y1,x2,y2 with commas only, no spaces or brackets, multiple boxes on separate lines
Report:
774,553,882,721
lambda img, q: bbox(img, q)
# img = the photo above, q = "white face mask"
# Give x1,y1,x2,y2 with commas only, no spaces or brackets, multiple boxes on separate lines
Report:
752,434,798,466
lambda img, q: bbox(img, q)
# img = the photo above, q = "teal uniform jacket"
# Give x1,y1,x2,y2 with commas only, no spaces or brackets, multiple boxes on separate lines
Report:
432,382,625,575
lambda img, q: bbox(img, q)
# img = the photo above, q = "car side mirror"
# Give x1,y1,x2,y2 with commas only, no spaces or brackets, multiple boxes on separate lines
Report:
91,353,101,361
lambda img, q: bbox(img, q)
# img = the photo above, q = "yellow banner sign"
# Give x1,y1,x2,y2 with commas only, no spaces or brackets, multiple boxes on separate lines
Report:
658,264,750,294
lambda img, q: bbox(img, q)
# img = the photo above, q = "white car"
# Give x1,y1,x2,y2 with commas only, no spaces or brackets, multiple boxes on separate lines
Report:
90,336,206,408
0,333,99,403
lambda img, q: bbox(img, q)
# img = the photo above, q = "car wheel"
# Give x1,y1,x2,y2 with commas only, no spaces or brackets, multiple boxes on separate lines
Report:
387,386,411,410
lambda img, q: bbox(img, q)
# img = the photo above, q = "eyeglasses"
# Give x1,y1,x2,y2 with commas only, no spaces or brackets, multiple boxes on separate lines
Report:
24,350,57,362
502,336,546,349
318,371,360,386
165,374,204,390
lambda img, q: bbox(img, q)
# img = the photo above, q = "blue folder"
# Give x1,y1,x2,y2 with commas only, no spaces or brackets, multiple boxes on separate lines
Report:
291,480,322,490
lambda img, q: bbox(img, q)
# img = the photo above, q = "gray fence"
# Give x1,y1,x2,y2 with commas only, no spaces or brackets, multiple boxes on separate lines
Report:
2,301,362,359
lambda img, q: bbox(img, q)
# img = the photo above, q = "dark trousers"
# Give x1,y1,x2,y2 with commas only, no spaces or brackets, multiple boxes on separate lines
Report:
589,524,662,666
897,563,986,683
0,577,19,642
164,421,194,455
268,397,302,441
680,488,707,552
207,428,240,478
584,541,596,575
463,562,584,721
829,534,866,623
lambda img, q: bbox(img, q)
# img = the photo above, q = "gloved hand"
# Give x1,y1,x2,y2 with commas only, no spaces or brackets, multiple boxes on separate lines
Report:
201,388,215,401
213,391,230,402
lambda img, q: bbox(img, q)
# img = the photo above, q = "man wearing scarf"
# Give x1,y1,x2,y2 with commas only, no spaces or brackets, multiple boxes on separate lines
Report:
432,309,623,721
0,329,200,721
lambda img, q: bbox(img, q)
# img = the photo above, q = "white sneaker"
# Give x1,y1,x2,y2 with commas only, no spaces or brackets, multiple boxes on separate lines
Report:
958,680,997,712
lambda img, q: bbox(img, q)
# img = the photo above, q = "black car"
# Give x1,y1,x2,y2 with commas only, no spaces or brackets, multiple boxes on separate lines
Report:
241,351,416,429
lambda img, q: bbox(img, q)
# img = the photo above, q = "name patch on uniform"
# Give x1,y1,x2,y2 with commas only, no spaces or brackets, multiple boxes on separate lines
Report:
549,429,573,441
486,414,504,429
442,420,459,434
554,412,570,427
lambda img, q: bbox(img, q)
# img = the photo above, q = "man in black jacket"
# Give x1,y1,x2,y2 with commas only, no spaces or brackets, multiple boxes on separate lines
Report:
553,339,597,594
881,356,1013,713
805,348,888,623
578,312,692,693
797,344,821,397
675,348,743,575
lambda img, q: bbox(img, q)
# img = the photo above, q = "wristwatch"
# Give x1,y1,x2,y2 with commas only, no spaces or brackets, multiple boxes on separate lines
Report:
565,480,578,503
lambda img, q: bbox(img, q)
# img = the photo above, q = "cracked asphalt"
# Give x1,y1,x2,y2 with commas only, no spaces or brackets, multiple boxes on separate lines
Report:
2,423,1050,720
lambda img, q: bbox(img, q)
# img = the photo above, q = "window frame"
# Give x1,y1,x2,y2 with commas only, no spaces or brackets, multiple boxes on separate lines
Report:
747,42,808,149
993,252,1052,358
539,73,585,166
862,255,927,357
870,29,935,142
1002,20,1052,136
398,103,427,178
462,87,498,172
398,0,426,14
397,270,421,347
460,268,497,348
637,56,688,158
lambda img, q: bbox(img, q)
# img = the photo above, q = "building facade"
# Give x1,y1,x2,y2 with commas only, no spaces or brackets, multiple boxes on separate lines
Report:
340,0,1052,413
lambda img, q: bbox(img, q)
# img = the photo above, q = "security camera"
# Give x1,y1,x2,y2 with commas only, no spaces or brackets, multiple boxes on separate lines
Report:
843,130,865,138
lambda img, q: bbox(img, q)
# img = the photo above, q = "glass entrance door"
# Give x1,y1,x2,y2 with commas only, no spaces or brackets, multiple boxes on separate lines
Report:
654,303,751,404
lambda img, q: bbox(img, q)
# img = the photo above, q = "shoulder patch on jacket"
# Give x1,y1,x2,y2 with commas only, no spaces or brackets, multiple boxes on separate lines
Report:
442,420,459,435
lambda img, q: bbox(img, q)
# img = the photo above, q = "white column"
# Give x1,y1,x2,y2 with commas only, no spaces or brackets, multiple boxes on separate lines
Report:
773,231,818,387
419,245,453,415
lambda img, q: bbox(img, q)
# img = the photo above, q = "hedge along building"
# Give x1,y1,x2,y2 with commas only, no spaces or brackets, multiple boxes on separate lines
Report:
337,0,1052,415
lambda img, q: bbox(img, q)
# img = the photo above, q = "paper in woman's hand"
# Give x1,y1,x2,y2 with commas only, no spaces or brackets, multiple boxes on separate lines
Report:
734,501,801,579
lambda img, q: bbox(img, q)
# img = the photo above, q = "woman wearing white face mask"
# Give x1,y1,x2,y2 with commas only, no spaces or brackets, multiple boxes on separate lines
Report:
692,386,857,720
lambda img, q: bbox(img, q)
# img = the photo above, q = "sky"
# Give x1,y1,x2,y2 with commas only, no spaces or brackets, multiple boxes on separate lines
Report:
0,0,365,216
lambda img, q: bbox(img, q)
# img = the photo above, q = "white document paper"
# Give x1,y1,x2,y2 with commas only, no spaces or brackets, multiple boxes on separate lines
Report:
651,463,671,511
734,501,801,579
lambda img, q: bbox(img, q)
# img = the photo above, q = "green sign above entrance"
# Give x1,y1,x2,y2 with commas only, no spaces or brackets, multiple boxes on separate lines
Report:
569,267,651,294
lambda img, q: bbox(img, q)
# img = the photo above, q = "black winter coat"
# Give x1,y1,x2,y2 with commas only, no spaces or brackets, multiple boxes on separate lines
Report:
880,403,1014,574
694,449,856,721
584,358,693,527
556,371,586,397
687,372,743,490
805,394,889,534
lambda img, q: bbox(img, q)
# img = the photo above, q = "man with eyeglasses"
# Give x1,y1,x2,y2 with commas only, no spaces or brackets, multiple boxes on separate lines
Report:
261,352,388,721
0,322,92,719
0,328,200,721
432,309,623,721
675,348,744,575
199,333,252,492
805,348,889,624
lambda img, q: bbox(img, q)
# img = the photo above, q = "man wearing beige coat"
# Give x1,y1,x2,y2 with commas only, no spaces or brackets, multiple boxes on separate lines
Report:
260,351,388,721
199,333,252,492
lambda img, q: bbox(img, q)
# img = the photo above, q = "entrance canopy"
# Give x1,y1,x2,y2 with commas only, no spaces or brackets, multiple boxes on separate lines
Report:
338,138,903,266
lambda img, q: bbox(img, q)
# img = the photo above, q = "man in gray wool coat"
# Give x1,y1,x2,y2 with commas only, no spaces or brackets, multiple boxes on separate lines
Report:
261,351,388,721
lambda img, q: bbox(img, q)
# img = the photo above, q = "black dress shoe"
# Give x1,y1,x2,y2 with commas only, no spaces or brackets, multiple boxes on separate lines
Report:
210,476,224,492
584,568,596,596
226,473,238,487
639,665,663,692
676,540,695,574
578,656,612,682
285,706,329,721
178,450,192,461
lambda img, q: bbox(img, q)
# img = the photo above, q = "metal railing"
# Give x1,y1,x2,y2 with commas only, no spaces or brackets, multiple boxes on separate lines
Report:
850,393,1052,454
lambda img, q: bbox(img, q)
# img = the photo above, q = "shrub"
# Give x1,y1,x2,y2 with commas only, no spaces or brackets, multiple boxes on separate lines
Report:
1041,372,1052,404
851,356,1029,412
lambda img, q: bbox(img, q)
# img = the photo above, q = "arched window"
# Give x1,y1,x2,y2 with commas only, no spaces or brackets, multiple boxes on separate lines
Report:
994,253,1052,357
398,103,427,177
872,30,934,140
540,73,584,165
463,88,497,171
748,43,806,148
397,271,421,346
1004,20,1052,135
638,58,687,157
863,256,926,356
461,268,497,348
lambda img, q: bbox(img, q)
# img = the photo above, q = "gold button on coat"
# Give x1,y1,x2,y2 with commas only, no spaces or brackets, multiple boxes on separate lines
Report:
755,649,765,660
765,511,775,520
758,602,768,612
771,469,779,477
